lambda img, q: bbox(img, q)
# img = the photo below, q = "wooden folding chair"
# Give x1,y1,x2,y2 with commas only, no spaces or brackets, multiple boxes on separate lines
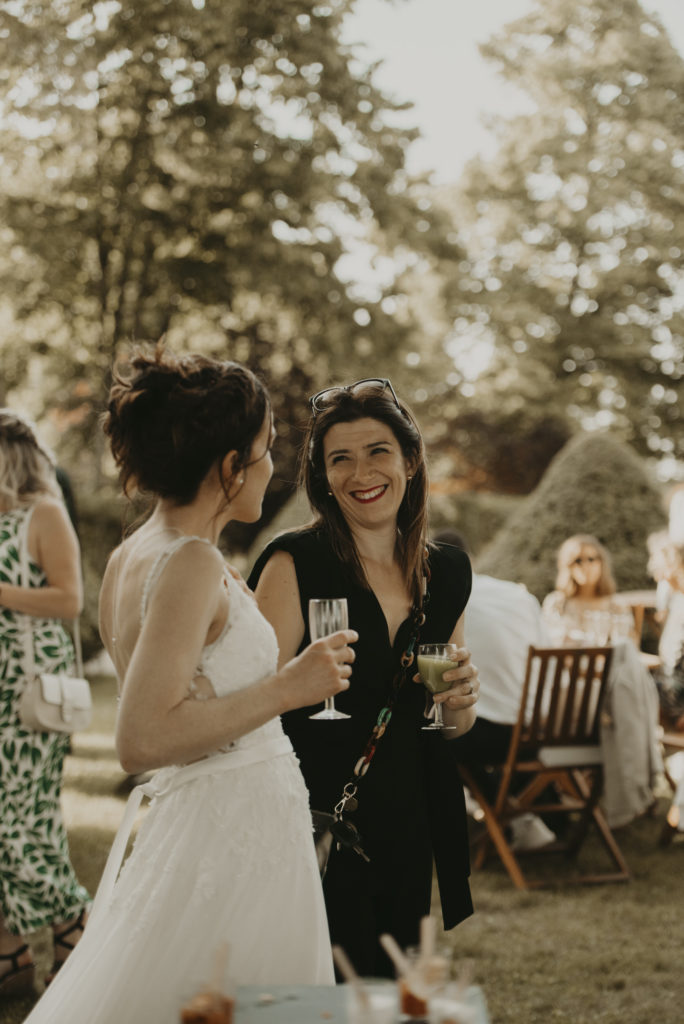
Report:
459,645,630,890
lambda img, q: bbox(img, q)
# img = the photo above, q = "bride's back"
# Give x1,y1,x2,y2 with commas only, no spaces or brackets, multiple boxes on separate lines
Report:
99,529,173,683
99,527,225,689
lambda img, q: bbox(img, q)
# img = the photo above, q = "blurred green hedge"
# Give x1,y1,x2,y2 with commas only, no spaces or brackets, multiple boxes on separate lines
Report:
428,490,523,556
475,432,667,600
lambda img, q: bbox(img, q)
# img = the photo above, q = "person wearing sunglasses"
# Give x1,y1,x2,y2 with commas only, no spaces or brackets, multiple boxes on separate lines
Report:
542,534,622,642
543,533,661,828
249,378,479,977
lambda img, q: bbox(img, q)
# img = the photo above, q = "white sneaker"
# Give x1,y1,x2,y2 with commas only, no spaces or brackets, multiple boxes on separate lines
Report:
464,787,484,821
510,813,556,851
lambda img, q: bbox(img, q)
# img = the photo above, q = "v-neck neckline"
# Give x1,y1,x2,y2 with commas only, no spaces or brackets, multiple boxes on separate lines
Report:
357,577,413,651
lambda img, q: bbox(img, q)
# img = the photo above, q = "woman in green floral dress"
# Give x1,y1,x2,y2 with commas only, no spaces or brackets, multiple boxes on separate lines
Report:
0,410,90,995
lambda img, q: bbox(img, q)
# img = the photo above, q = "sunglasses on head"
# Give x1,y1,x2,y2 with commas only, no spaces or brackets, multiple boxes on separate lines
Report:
309,378,401,417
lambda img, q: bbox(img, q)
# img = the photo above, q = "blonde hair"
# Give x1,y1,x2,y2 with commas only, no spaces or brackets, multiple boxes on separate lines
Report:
555,534,616,598
0,409,60,508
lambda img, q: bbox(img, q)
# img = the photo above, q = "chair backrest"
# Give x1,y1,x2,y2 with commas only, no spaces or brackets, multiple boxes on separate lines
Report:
516,645,614,751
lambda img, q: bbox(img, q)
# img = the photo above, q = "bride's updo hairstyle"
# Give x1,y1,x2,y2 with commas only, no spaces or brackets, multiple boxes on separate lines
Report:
104,345,270,505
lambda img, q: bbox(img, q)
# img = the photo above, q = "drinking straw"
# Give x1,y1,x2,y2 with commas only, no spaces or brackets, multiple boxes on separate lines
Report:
332,945,370,1009
419,915,435,961
379,934,412,978
210,942,230,1007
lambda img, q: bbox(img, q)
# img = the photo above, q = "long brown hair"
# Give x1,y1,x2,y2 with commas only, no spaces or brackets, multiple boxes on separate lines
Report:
300,381,429,606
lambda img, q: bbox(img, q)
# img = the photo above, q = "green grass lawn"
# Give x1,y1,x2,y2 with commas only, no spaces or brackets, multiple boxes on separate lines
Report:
4,676,684,1023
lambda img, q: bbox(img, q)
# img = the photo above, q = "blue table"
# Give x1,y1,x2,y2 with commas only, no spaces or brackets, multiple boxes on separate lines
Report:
235,983,490,1023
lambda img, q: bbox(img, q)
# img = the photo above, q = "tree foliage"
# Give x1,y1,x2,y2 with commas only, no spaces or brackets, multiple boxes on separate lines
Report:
0,0,460,522
429,406,571,494
442,0,684,463
476,431,667,600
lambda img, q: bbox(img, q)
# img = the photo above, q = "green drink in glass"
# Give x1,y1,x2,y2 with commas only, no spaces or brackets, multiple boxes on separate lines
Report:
417,643,459,731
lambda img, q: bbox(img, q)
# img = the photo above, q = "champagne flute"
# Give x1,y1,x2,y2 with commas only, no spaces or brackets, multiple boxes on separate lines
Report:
417,644,460,731
308,598,351,721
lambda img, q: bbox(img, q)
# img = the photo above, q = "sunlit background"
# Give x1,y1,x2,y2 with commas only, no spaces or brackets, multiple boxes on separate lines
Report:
0,0,682,651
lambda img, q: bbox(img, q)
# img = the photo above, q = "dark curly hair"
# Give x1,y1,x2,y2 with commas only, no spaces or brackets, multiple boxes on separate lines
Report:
103,345,270,505
300,382,429,606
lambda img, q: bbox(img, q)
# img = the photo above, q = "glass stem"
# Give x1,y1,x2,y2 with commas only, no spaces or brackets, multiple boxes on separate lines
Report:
434,701,444,728
325,697,335,712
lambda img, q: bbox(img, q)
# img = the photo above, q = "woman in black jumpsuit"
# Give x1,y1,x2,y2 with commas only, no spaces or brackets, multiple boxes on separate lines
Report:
249,379,479,977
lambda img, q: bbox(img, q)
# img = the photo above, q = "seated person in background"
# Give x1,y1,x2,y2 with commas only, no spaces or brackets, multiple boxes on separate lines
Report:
543,534,661,826
447,530,660,829
667,483,684,546
542,534,624,644
647,531,684,837
647,531,684,732
648,530,674,625
648,488,684,622
433,530,555,851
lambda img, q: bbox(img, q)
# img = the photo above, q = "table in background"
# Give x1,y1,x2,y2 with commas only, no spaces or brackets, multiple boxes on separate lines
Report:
613,590,658,643
614,590,662,669
235,983,490,1023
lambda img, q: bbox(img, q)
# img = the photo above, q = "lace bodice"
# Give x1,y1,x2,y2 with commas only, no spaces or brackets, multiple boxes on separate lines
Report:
201,570,284,749
141,537,282,752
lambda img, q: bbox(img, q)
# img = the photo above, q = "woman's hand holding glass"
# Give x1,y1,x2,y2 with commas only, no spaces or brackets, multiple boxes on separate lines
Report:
415,645,479,730
280,620,357,715
308,598,353,719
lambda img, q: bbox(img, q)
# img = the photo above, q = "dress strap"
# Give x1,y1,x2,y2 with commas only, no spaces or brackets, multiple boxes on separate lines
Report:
139,535,213,625
16,506,37,675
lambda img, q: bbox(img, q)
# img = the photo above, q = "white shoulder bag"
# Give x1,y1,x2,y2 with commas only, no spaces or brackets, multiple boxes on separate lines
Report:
17,511,92,734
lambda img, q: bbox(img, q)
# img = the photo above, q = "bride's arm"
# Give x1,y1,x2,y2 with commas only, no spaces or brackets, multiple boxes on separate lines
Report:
114,541,354,774
252,550,306,669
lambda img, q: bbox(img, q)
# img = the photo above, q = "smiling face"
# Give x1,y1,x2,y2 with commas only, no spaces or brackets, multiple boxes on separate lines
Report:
322,417,413,532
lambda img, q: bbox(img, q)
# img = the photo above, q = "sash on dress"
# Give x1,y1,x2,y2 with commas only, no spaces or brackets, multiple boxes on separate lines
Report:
88,735,293,928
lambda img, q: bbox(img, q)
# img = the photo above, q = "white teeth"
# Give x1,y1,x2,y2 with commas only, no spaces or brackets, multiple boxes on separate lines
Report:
353,485,386,502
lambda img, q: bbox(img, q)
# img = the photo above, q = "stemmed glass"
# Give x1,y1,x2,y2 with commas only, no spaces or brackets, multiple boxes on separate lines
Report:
308,598,351,721
417,643,459,731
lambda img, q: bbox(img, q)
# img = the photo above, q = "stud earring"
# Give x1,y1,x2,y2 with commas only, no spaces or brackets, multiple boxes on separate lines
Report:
239,476,245,485
327,490,333,496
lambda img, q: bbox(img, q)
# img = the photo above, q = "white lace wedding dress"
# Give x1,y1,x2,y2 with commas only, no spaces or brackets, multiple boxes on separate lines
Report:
24,538,334,1024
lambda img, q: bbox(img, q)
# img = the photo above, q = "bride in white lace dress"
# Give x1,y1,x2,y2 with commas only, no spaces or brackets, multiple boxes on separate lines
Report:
23,348,356,1024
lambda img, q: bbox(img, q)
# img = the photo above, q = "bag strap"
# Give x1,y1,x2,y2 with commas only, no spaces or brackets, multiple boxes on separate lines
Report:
332,562,431,819
72,616,84,678
17,508,38,678
17,505,82,679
